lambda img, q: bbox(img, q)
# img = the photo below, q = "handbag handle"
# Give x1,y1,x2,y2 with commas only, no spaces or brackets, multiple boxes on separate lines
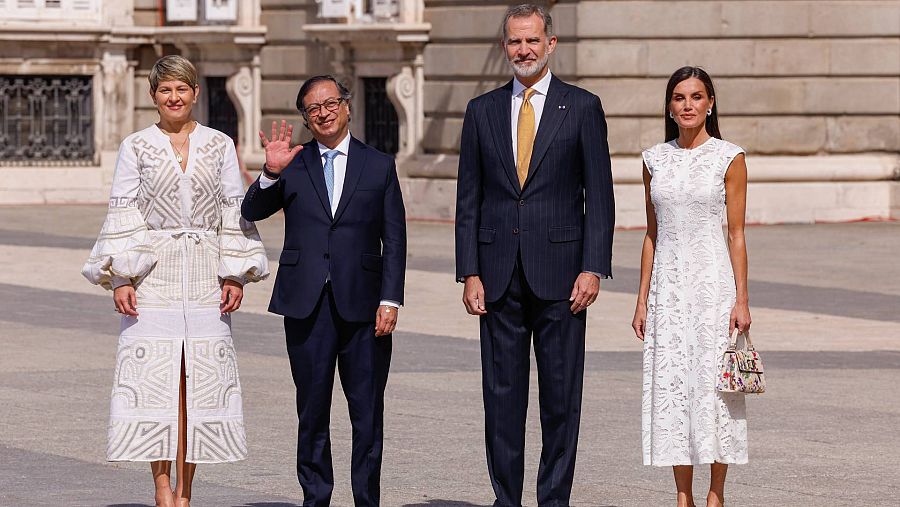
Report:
728,329,756,351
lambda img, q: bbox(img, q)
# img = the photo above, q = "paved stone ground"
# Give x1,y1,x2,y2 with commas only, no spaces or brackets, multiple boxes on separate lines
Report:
1,205,898,507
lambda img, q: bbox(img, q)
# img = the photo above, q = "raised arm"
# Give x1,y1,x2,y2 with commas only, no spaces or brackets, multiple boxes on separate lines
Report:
241,120,300,221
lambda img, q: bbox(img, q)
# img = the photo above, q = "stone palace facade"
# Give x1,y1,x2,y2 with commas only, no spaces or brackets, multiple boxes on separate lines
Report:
1,0,898,225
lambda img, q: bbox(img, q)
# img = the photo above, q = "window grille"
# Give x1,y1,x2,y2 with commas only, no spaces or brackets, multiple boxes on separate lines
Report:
205,76,238,144
362,77,399,156
0,75,94,165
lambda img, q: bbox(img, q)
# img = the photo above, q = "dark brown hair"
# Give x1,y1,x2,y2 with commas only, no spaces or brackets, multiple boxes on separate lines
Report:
664,66,721,142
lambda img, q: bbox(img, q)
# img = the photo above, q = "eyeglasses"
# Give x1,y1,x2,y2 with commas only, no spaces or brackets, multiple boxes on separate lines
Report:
304,97,345,117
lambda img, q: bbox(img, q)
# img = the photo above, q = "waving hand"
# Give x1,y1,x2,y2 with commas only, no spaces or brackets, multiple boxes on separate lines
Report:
259,120,303,176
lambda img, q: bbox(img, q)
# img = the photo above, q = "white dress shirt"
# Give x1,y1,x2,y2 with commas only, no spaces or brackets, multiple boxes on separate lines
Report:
259,132,401,307
509,70,608,281
511,69,553,162
259,132,350,214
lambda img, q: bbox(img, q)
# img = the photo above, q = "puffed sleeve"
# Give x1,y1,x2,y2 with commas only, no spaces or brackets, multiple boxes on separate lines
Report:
217,138,269,285
82,138,158,290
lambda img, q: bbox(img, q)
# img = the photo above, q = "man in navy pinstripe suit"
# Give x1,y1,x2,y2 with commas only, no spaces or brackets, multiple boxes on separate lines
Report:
454,5,615,506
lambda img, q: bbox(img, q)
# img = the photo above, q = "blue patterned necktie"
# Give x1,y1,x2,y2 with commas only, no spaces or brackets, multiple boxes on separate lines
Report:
323,150,339,208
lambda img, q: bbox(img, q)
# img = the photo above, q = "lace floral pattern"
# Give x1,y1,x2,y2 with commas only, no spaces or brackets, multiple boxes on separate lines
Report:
640,137,749,466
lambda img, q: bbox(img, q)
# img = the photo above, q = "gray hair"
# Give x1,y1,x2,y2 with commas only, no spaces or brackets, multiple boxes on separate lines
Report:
501,4,554,41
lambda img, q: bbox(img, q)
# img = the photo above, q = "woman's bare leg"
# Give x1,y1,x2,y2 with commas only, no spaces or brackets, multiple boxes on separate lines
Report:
673,465,695,507
707,463,728,507
151,461,174,507
174,351,196,506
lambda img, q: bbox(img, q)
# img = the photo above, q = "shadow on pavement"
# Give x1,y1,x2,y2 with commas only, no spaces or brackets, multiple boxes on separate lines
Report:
234,503,303,507
401,503,616,507
402,502,490,507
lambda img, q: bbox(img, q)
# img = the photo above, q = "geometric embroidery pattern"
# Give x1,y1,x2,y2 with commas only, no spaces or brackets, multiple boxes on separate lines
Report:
83,124,269,463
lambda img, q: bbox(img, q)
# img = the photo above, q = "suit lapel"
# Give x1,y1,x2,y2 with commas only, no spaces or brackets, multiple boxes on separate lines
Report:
488,81,520,193
332,137,366,224
302,141,332,220
523,76,570,190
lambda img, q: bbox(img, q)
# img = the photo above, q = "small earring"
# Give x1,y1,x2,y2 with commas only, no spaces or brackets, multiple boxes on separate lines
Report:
669,112,674,119
706,109,712,117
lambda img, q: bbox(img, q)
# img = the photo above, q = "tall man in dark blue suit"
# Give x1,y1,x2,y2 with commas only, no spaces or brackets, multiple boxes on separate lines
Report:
242,76,406,506
455,5,615,506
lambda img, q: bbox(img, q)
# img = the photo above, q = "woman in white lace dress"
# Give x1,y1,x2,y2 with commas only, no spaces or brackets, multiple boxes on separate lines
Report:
632,67,751,507
82,56,268,507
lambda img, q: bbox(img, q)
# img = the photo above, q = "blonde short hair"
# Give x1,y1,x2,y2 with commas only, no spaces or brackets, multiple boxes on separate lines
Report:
149,55,199,93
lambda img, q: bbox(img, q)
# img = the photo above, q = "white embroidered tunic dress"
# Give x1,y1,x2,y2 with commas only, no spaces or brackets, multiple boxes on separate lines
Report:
640,137,748,466
83,124,269,463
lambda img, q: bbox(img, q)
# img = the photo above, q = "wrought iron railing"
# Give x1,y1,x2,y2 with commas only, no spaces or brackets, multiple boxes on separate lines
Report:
0,75,94,165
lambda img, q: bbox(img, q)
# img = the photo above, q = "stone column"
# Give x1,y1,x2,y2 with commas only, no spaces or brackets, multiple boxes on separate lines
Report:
99,49,134,151
226,55,264,162
238,0,261,28
386,49,425,166
387,65,416,161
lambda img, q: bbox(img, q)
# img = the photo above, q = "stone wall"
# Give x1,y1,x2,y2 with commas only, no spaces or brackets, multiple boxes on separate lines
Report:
422,0,900,157
259,0,333,145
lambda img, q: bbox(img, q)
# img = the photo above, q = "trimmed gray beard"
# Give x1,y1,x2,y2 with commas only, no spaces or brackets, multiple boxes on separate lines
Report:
508,51,550,79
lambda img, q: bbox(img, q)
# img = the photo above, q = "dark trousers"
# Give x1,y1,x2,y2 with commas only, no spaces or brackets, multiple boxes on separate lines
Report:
284,285,392,507
480,259,586,507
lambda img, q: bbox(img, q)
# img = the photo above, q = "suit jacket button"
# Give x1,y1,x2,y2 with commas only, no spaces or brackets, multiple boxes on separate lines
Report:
519,199,525,206
330,226,337,231
324,253,330,259
513,227,519,235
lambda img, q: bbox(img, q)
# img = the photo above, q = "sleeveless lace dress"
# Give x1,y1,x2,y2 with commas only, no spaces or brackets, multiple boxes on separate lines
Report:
640,137,749,466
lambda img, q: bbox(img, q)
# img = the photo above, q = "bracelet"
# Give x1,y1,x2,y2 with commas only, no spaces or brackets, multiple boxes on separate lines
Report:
262,165,281,180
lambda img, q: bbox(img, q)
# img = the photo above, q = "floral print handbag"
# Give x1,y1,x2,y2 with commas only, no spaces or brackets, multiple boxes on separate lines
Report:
717,329,766,394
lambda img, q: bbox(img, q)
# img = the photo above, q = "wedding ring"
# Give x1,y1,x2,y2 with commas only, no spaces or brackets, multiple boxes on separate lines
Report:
385,308,391,313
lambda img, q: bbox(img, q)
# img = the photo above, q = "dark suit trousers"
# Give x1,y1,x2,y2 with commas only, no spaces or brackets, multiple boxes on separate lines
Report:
480,258,586,507
284,284,392,507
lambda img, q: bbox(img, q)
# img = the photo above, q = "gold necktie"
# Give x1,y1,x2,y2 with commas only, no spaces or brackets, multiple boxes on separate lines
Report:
516,88,537,189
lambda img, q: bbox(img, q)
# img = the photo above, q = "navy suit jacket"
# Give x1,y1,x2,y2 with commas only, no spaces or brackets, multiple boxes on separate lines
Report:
455,75,615,303
242,136,407,322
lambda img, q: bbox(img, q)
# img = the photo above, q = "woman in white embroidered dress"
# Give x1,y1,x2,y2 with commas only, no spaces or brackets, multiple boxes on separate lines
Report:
82,56,268,507
632,67,751,507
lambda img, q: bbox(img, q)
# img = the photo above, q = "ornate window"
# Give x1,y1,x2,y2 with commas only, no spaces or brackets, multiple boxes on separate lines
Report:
0,0,100,22
165,0,239,24
318,0,399,20
0,76,94,165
